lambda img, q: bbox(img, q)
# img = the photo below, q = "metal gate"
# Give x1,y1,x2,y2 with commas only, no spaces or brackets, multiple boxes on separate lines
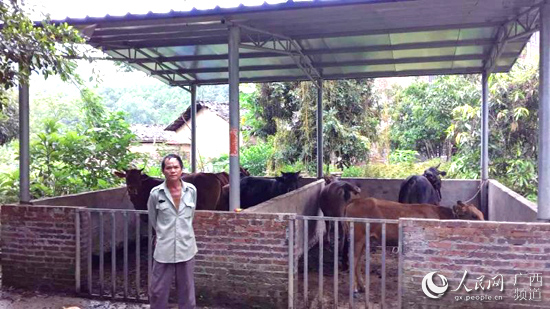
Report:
289,216,401,309
75,208,152,302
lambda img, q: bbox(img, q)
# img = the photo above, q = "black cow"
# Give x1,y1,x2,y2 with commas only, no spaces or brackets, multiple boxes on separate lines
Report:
398,165,446,205
240,171,302,209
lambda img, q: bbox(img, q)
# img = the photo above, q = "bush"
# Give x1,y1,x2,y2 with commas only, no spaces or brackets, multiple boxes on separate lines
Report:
342,166,365,177
389,149,418,164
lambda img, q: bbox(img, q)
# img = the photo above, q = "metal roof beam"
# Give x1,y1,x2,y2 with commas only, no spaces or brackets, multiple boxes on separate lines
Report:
90,20,501,43
169,66,511,86
230,22,322,85
99,29,495,50
149,53,517,75
91,22,226,37
484,3,542,73
272,22,503,40
90,29,229,43
116,48,195,85
124,39,495,64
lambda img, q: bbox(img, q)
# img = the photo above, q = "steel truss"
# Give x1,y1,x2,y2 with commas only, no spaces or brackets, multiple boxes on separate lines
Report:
484,3,543,73
111,48,192,92
228,22,322,87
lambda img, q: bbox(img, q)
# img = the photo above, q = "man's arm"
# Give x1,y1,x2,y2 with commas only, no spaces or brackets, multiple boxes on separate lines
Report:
147,191,157,231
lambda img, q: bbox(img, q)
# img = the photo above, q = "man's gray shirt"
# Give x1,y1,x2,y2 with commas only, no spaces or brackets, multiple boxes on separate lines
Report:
148,180,198,263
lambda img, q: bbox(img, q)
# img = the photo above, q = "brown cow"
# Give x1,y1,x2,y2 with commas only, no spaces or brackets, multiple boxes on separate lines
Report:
217,184,230,211
319,177,362,270
344,198,484,292
115,169,224,211
215,167,251,187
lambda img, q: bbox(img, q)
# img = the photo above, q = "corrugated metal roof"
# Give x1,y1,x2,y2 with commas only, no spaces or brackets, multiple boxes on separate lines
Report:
56,0,543,86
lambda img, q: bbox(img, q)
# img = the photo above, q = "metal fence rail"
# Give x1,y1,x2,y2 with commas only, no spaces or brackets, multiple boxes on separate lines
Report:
290,216,400,309
75,208,151,302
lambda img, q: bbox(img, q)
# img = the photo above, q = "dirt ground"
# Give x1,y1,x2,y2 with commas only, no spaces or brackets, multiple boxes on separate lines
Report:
0,287,227,309
0,287,148,309
296,241,399,309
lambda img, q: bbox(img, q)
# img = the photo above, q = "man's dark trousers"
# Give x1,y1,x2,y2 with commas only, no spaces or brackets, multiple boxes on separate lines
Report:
150,258,196,309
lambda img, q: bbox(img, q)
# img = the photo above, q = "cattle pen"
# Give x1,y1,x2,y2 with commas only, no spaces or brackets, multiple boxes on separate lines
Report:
3,177,550,308
5,0,550,308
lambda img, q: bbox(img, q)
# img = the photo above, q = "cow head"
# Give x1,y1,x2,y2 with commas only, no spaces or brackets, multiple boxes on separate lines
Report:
423,164,446,191
276,171,302,192
114,168,144,196
452,201,485,220
323,175,340,185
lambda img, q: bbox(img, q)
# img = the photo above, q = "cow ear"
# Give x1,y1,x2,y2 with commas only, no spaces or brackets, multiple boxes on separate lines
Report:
440,171,447,176
114,171,126,178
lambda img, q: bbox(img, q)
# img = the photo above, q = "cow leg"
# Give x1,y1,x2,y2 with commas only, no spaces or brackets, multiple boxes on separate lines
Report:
353,232,366,293
354,242,367,296
340,222,349,271
325,220,332,248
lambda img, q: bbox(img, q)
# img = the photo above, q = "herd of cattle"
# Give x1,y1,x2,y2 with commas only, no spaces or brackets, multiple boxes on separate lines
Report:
114,167,301,212
115,165,484,293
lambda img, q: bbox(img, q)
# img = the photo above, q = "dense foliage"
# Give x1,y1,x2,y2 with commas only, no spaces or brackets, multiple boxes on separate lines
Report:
448,59,539,200
0,0,86,146
390,75,480,159
0,89,139,202
0,1,84,89
242,80,379,174
388,56,539,200
100,84,190,125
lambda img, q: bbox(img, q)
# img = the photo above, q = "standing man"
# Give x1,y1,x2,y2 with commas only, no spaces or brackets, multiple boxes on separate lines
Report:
148,154,197,309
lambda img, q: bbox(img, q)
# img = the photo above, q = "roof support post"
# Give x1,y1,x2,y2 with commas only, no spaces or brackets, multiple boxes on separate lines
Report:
317,79,323,179
228,25,241,211
480,71,489,219
190,84,197,173
538,1,550,220
19,63,30,204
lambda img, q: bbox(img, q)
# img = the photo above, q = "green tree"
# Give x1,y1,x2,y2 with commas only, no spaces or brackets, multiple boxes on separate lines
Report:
0,90,18,144
390,75,480,159
448,58,539,200
27,88,139,198
0,0,86,145
0,1,84,89
245,80,379,172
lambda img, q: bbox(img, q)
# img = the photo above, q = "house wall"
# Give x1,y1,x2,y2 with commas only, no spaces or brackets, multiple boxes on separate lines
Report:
176,109,230,160
129,143,185,163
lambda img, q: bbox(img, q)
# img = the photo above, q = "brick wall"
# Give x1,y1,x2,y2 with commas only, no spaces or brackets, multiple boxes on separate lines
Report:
194,211,294,309
401,219,550,308
1,204,88,291
1,205,295,308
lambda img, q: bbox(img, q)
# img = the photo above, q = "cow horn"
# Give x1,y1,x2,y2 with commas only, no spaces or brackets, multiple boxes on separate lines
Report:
435,163,441,169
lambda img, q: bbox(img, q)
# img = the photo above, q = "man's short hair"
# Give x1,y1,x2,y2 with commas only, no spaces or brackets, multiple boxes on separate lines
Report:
161,154,184,170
